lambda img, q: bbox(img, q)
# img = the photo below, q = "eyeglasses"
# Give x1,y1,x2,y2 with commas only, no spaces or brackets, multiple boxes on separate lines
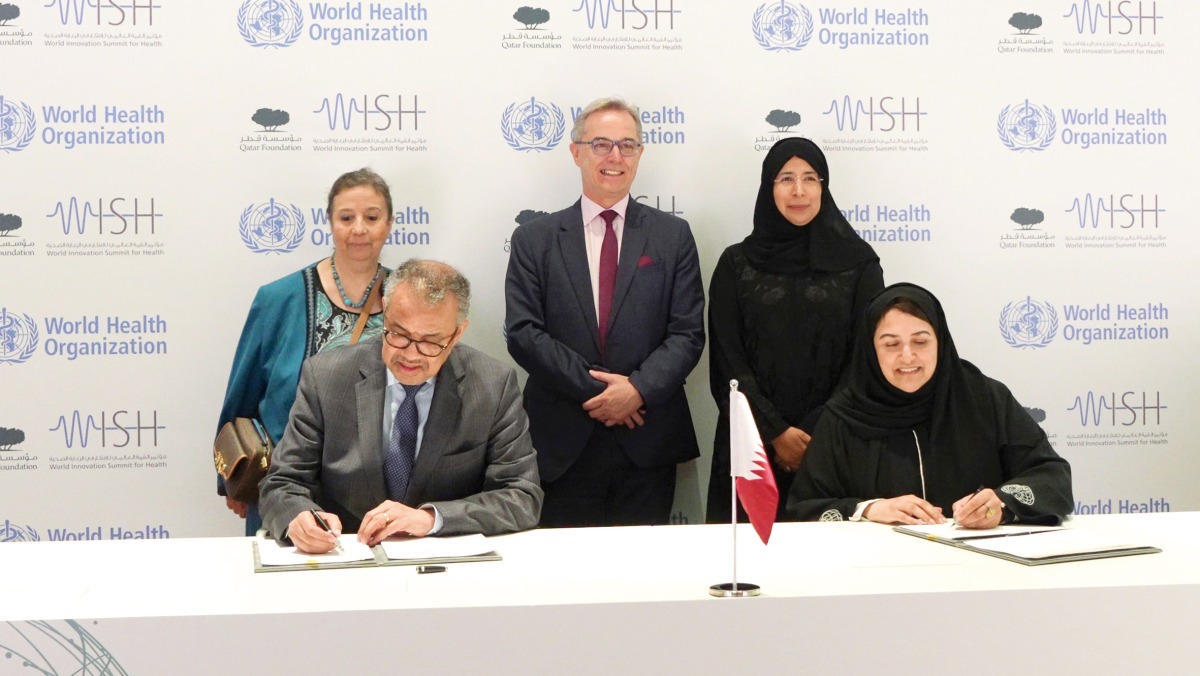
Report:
383,327,459,357
573,137,643,157
773,174,824,190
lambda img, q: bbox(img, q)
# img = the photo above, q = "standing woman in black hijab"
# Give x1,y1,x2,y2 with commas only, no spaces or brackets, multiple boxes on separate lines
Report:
706,138,883,523
786,283,1073,527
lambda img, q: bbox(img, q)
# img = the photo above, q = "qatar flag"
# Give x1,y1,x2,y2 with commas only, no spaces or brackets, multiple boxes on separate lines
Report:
730,387,778,545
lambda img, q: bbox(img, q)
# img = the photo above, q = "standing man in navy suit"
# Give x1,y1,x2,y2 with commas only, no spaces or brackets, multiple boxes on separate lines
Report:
505,97,705,527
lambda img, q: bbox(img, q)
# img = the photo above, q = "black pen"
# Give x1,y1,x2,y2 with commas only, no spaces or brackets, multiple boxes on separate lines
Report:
309,508,345,555
954,486,986,525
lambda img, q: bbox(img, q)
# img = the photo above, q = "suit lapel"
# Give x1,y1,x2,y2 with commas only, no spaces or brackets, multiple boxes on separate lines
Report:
611,199,650,326
405,353,463,501
356,358,389,504
557,200,602,353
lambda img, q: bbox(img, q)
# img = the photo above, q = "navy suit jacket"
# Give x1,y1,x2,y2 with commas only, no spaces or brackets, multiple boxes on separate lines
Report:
505,198,705,482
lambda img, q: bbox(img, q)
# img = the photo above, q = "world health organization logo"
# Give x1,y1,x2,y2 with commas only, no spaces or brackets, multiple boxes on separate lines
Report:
998,99,1056,152
0,95,37,154
0,307,38,365
501,97,565,152
238,0,304,48
752,1,814,52
239,199,305,254
999,296,1058,349
0,519,39,542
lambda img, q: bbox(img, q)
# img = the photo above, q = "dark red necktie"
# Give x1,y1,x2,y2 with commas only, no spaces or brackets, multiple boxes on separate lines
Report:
597,209,618,350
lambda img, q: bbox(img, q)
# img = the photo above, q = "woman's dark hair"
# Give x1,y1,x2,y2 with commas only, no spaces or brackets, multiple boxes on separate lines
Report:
326,167,393,222
880,296,934,332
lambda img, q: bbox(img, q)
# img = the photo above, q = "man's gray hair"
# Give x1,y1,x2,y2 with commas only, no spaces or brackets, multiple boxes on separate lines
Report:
383,259,471,323
570,97,643,143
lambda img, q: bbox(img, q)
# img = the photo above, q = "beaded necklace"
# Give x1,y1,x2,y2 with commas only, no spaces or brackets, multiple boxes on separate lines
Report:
330,256,381,309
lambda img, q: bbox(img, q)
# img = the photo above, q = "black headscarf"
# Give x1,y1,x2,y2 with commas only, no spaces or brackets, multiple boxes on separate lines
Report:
824,283,995,444
743,137,877,274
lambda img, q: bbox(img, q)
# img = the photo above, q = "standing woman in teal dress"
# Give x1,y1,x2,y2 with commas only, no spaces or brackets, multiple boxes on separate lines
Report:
216,168,393,534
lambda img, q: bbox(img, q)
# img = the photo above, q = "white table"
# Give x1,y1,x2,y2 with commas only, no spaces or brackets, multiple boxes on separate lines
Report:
2,513,1196,675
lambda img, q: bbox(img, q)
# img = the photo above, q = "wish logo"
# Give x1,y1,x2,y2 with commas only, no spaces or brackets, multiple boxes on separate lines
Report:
0,307,38,365
0,519,39,542
49,409,164,448
239,199,305,254
0,95,37,153
48,197,160,236
752,1,812,51
501,97,565,152
1068,193,1163,230
999,296,1058,349
44,0,159,26
1064,1,1161,35
238,0,303,47
824,95,926,132
312,93,426,131
997,99,1056,152
1068,391,1165,427
573,0,680,31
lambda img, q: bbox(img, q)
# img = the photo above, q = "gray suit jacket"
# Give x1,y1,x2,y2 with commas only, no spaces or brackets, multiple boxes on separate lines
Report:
259,339,542,539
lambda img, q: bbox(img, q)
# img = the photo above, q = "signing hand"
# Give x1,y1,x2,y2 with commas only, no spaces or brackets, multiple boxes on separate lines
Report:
864,495,945,525
357,500,435,545
286,509,343,554
772,427,811,472
583,370,646,428
952,488,1004,529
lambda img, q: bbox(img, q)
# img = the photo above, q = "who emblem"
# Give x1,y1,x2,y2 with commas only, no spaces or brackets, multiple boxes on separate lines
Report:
1,620,131,676
0,96,37,154
239,199,305,254
999,296,1058,349
752,1,813,52
238,0,304,48
0,307,38,365
0,519,39,542
998,99,1056,152
501,98,566,152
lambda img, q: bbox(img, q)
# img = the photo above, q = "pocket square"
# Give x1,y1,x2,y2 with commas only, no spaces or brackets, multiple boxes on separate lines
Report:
637,255,654,268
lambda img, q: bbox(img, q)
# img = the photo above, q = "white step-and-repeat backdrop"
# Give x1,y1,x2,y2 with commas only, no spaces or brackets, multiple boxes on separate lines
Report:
1,1,1192,542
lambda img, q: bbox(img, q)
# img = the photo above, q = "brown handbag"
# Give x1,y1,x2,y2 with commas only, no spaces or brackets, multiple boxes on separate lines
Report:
213,418,273,504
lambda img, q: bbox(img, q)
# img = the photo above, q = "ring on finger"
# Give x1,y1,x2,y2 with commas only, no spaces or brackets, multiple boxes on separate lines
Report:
985,506,996,519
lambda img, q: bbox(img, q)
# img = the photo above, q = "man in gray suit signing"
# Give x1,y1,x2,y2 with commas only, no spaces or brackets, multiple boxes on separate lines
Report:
261,259,542,553
505,97,705,527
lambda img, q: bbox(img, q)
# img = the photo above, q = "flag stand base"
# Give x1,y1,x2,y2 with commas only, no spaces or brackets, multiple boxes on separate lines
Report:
708,582,761,598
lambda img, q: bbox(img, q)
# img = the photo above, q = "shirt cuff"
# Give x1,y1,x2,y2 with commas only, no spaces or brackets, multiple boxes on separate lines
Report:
420,504,443,534
850,499,881,522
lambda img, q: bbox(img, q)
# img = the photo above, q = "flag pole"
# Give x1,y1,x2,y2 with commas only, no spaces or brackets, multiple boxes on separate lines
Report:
710,380,761,598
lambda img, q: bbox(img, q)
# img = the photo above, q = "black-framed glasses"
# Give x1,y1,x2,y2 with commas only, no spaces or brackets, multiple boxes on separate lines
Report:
383,327,459,357
573,137,643,157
